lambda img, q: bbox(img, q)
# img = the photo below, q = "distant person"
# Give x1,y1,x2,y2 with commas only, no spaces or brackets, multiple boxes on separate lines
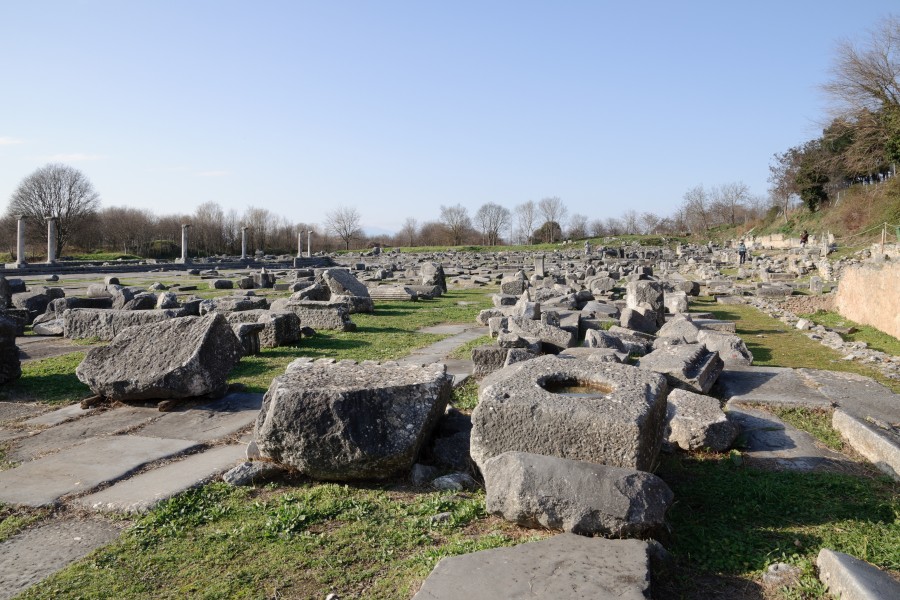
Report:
738,240,747,264
800,230,809,247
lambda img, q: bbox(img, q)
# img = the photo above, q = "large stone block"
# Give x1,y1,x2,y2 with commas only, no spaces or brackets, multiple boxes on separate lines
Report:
625,280,665,328
319,268,373,313
0,316,21,384
282,300,356,331
254,359,451,480
506,316,575,353
421,262,447,293
76,313,243,401
471,345,510,378
471,356,669,471
697,329,753,366
63,308,190,341
665,388,738,451
638,343,724,394
484,451,673,538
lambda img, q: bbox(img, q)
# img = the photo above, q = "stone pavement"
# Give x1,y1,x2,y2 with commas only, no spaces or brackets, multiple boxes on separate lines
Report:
0,322,484,596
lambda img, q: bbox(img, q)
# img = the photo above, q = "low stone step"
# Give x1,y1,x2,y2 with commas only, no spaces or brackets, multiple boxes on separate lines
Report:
832,409,900,481
74,444,246,513
412,533,656,599
817,548,900,600
0,435,198,507
0,518,122,600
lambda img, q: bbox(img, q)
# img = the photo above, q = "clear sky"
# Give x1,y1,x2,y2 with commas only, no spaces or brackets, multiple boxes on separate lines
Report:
1,1,897,235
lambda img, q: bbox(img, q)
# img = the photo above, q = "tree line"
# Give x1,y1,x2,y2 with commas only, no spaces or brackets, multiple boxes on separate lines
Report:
769,15,900,215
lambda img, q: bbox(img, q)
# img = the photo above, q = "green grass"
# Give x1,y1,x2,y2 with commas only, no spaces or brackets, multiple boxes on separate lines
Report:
19,482,544,600
798,310,900,357
660,453,900,596
770,407,845,451
451,378,479,412
66,252,142,261
690,297,900,394
0,352,90,405
229,289,494,393
447,334,493,360
0,504,48,543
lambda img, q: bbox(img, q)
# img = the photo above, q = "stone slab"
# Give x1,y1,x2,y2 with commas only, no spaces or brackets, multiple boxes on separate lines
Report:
0,402,43,423
134,392,262,442
0,435,198,507
8,406,161,463
413,533,652,599
715,366,832,408
816,548,900,600
797,369,900,426
726,402,857,473
23,403,95,427
0,518,122,600
75,444,246,513
832,409,900,481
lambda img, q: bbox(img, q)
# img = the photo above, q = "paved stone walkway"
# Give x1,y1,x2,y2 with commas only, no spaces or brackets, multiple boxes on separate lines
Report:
0,322,484,595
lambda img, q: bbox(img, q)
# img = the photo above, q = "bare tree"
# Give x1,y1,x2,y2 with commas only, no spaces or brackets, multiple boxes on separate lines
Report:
567,213,588,239
439,204,472,246
824,17,900,114
537,197,567,242
604,217,624,235
325,206,363,250
640,212,661,235
514,200,537,244
399,217,418,247
589,218,606,237
6,163,100,258
711,182,751,226
621,210,640,234
474,202,511,246
682,185,711,233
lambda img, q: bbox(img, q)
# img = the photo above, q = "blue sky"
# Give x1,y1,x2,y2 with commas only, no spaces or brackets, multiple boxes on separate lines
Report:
1,1,897,235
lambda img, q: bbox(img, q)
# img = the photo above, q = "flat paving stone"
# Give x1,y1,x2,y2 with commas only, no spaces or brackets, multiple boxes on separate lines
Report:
0,517,122,600
133,392,262,442
715,366,832,408
798,369,900,426
413,533,653,599
0,402,43,423
0,435,198,507
75,444,246,513
8,406,161,463
726,402,857,473
16,336,82,362
23,403,95,427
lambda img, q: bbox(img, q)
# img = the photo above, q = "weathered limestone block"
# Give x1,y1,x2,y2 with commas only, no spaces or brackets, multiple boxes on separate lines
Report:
507,316,575,353
0,316,21,384
12,288,65,323
330,294,374,314
625,280,665,328
619,306,660,334
500,279,527,295
44,297,112,318
697,329,753,366
282,300,356,331
638,343,724,394
63,308,190,341
664,291,689,314
656,315,701,343
254,359,451,480
76,314,243,401
199,295,269,315
471,356,669,471
319,268,373,313
665,388,738,451
472,345,510,378
369,286,418,301
483,451,673,538
211,279,234,290
421,262,447,293
476,308,504,326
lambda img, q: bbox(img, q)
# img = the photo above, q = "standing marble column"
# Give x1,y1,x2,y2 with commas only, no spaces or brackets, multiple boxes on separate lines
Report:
297,232,303,258
178,224,191,264
241,227,248,260
46,217,58,264
15,215,27,267
307,230,312,258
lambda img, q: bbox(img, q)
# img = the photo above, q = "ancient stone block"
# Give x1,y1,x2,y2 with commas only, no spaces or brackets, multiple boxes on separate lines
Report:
638,343,724,394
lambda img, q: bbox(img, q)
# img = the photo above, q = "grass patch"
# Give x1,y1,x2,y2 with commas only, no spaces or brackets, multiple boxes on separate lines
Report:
661,454,900,594
0,353,90,405
230,290,493,393
451,378,479,412
448,335,493,360
770,407,845,452
20,481,545,599
798,310,900,356
0,504,49,543
66,252,142,261
690,297,900,394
